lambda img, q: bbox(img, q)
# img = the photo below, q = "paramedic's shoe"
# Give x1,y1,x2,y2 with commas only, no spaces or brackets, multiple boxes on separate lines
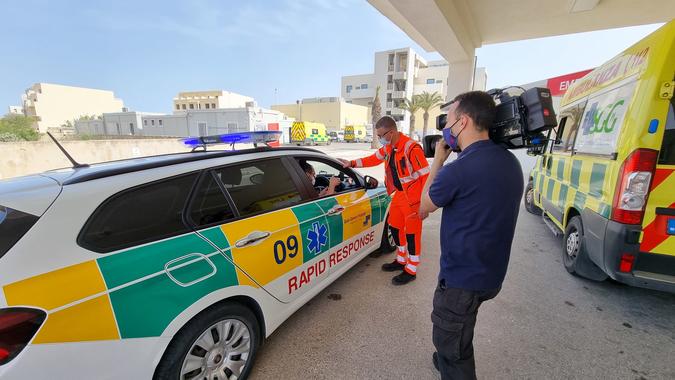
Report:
381,260,405,272
392,271,416,285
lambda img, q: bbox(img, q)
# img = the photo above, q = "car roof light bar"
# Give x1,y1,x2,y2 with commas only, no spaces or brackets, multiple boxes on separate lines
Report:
180,131,282,151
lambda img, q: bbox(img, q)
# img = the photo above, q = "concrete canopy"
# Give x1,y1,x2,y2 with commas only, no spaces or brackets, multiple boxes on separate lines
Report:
368,0,675,63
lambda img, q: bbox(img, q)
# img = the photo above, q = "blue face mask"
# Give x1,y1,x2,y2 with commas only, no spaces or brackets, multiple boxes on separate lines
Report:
442,119,463,152
379,136,390,146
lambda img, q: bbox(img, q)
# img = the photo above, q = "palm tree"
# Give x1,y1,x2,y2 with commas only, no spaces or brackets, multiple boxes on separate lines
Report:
371,85,382,149
417,91,444,138
398,95,422,138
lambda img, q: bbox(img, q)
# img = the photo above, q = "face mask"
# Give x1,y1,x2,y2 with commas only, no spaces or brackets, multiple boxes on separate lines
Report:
442,119,464,152
379,137,390,146
311,177,315,185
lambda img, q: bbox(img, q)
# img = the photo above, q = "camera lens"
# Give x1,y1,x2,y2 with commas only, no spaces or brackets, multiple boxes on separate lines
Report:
436,114,447,131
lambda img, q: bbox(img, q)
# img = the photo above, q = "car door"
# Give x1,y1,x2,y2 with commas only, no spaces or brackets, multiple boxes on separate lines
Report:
202,157,318,303
291,157,377,274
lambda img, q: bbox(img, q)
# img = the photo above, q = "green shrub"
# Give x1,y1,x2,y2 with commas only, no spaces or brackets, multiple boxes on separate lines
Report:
0,115,39,141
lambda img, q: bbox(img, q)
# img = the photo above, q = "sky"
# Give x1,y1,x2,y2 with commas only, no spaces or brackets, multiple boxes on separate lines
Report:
0,0,664,114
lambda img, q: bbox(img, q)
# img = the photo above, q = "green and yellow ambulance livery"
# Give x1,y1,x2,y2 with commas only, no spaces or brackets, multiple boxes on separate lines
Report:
344,125,368,143
525,20,675,293
0,137,393,379
291,121,330,146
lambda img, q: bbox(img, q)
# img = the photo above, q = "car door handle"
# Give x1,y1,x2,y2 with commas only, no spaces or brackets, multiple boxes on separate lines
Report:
235,231,271,248
326,205,345,216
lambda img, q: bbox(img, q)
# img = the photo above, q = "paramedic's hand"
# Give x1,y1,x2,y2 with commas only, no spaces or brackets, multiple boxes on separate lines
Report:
337,158,352,168
433,139,451,167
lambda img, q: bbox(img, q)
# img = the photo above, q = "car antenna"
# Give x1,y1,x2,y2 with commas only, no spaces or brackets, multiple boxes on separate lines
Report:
46,132,89,168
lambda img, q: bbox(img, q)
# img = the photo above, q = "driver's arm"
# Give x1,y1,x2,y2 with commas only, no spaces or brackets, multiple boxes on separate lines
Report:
319,176,341,196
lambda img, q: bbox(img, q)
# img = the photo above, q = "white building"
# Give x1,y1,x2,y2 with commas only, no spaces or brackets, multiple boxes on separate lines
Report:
341,47,487,134
7,106,23,115
75,106,295,143
173,90,254,113
19,83,125,133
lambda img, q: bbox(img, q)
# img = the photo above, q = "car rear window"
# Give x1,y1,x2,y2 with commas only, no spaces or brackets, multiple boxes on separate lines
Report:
78,174,198,253
0,206,39,259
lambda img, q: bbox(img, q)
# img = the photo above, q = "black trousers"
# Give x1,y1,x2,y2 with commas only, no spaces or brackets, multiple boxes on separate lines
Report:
431,281,500,380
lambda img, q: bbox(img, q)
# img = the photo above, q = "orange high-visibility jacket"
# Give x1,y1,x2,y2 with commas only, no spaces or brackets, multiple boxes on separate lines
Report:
351,133,430,203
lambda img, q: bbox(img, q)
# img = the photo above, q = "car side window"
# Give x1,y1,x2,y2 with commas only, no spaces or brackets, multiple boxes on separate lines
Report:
187,172,236,228
295,157,360,198
79,173,198,253
213,159,303,217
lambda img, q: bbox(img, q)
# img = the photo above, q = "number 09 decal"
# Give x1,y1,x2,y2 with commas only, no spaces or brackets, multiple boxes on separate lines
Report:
274,235,299,264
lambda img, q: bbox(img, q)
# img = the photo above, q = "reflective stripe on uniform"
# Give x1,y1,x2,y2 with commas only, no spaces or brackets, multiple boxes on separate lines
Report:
408,254,420,263
396,246,407,263
404,264,417,274
399,166,431,184
375,149,385,160
355,158,363,167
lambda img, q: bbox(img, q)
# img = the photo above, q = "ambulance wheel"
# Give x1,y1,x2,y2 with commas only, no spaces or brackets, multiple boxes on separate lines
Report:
154,302,261,380
379,218,396,253
563,216,585,275
524,181,541,215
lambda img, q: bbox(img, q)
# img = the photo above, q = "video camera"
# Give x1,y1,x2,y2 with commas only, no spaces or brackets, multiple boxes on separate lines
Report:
423,87,557,157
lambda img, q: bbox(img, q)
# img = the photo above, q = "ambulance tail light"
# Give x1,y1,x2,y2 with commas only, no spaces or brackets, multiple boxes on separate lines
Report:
611,149,658,225
0,308,46,365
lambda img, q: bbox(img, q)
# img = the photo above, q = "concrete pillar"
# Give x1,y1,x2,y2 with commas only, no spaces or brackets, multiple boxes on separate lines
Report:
446,53,476,101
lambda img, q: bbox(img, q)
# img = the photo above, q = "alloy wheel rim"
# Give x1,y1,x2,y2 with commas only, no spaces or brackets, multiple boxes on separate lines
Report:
180,319,251,380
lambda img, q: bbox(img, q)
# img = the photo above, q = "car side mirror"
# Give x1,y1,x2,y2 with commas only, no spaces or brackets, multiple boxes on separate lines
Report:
363,175,378,189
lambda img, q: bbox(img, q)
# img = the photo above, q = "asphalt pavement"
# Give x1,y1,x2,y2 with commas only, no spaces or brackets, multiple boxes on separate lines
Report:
249,143,675,380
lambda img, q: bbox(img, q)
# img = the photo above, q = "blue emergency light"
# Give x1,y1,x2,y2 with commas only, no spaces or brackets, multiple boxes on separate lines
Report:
181,131,282,150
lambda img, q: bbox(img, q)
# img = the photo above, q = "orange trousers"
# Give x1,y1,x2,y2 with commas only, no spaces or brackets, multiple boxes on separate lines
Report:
388,191,422,275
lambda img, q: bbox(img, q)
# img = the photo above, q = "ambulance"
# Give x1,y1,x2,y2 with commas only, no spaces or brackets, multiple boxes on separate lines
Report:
0,132,394,378
343,125,368,143
290,121,330,146
525,21,675,292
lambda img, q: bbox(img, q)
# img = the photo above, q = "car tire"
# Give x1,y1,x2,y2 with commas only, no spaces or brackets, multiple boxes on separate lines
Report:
524,181,542,215
563,216,586,275
379,218,396,253
154,302,261,380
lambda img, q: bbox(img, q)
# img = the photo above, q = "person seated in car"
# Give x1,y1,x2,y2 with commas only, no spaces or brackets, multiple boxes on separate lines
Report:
299,160,341,197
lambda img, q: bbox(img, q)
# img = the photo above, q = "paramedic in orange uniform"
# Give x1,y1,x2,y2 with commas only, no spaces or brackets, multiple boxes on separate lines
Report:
338,116,430,285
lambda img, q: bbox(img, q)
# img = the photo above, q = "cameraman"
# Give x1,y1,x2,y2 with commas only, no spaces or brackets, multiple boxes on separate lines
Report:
419,91,523,380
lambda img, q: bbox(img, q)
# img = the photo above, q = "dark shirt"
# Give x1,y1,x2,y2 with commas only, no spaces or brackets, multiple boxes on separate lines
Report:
388,148,403,191
429,139,524,290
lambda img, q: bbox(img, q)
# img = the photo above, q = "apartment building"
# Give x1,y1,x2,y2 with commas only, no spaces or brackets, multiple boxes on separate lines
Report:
18,83,124,133
271,97,369,132
341,47,486,134
173,90,254,113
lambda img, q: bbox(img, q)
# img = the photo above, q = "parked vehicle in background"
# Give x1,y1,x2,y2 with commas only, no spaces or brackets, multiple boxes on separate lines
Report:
328,131,339,142
344,125,368,143
525,20,675,293
290,122,330,146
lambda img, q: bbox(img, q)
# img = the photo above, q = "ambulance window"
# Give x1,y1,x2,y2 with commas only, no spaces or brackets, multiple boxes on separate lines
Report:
658,101,675,165
312,128,318,134
552,101,586,153
187,172,236,228
79,173,198,253
213,159,303,217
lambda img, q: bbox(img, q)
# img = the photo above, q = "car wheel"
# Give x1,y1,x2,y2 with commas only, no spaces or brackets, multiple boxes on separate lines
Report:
524,181,541,215
154,302,261,380
380,218,396,253
563,216,586,275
